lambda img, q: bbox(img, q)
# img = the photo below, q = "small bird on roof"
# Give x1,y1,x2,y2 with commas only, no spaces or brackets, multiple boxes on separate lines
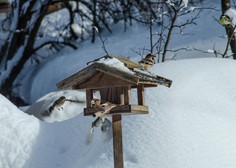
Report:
139,53,156,70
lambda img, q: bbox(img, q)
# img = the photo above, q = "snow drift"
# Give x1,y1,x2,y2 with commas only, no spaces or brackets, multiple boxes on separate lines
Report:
1,58,236,168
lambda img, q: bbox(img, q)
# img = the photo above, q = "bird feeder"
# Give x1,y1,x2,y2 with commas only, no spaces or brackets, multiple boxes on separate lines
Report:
57,55,172,168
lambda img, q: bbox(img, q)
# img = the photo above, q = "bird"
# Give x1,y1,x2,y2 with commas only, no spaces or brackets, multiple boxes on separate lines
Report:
219,15,232,26
91,117,104,133
48,96,66,112
41,96,66,117
101,118,112,133
139,53,156,70
91,98,117,117
90,117,112,134
89,98,115,133
87,117,112,144
91,98,101,108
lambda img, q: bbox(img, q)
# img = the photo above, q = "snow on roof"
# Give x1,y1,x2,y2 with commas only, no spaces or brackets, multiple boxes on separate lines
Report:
92,56,134,75
90,55,172,87
57,55,172,90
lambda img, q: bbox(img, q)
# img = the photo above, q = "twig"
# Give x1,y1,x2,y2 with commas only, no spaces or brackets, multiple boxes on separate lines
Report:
93,26,109,55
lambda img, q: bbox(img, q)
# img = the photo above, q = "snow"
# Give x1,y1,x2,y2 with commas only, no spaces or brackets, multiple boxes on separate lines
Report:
71,23,82,36
0,95,40,168
181,0,188,8
91,57,134,74
2,1,236,168
2,58,236,168
25,90,86,123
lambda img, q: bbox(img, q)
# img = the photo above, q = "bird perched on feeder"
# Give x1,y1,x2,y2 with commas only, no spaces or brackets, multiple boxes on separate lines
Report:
91,98,117,117
91,98,101,108
90,98,115,133
139,53,156,70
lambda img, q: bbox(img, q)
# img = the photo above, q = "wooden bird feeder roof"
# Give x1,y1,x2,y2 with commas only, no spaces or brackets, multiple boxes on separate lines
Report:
57,55,172,90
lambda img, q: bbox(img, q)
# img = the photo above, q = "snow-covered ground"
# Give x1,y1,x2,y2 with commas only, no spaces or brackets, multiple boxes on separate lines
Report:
2,1,236,168
2,58,236,168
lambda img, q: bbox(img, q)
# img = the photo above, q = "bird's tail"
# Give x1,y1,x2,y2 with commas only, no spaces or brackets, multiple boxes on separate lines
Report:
86,129,94,145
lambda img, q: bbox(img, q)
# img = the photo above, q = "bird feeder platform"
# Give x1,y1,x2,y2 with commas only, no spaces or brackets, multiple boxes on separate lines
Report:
57,55,172,168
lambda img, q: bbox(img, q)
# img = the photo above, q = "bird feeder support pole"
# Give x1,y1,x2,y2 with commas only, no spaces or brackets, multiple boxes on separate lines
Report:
111,86,130,168
137,84,145,105
86,89,93,107
112,114,123,168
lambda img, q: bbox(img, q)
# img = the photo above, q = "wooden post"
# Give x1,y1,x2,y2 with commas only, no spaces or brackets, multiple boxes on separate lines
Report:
86,89,93,107
100,86,130,168
137,84,145,105
111,87,129,168
112,114,123,168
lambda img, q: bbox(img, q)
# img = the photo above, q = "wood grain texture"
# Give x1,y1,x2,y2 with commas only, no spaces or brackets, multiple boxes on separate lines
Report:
112,115,123,168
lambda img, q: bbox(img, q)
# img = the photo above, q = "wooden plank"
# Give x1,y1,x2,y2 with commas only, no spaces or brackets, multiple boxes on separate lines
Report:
119,87,125,105
57,63,138,90
84,105,148,116
137,84,145,105
78,72,134,93
85,89,93,108
124,86,131,105
57,65,95,89
112,115,124,168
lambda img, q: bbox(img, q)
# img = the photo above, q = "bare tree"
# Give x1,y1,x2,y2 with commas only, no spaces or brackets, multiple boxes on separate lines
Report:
221,0,236,59
0,0,77,104
132,1,213,62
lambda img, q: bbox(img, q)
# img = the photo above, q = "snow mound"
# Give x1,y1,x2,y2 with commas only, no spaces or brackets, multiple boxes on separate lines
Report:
83,58,236,168
1,58,236,168
26,90,86,123
0,95,40,168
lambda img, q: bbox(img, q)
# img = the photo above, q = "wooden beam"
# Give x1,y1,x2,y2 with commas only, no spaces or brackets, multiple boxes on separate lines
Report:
86,89,93,108
124,86,131,105
112,115,123,168
137,84,145,105
84,105,148,116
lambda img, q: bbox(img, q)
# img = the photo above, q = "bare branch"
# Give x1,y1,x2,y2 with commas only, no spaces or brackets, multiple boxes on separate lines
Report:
94,26,109,55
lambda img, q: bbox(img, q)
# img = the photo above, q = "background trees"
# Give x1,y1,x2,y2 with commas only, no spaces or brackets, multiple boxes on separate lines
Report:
0,0,220,105
221,0,236,59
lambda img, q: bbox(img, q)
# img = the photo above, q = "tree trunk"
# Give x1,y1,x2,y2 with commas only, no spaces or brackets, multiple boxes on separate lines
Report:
0,0,51,98
221,0,236,59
